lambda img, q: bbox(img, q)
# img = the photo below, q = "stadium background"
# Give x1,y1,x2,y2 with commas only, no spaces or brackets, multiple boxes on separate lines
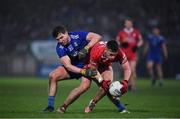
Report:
0,0,180,78
0,0,180,118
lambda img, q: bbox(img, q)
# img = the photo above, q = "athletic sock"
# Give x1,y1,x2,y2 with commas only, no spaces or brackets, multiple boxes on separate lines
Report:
159,78,163,86
48,96,55,107
112,98,125,111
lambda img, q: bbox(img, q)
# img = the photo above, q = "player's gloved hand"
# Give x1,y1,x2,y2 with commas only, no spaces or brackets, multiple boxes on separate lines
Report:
132,46,138,52
101,80,111,92
120,80,128,95
121,42,129,48
80,68,97,78
78,46,90,60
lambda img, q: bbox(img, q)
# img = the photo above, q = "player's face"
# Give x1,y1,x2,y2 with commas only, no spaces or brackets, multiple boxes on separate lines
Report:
124,20,133,29
152,28,160,36
105,49,118,60
56,32,69,45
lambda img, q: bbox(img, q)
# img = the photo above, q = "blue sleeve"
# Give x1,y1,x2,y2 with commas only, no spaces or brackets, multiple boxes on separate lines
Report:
146,35,150,42
160,37,166,44
78,31,89,42
56,44,66,58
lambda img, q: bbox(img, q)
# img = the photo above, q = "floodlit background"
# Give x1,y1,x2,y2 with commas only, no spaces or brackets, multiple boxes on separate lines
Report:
0,0,180,78
0,0,180,118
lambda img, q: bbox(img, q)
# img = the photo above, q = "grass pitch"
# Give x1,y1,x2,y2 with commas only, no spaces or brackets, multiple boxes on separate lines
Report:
0,77,180,118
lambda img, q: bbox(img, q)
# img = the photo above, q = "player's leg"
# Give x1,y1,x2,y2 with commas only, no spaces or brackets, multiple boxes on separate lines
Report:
85,66,126,113
129,60,137,92
103,67,127,112
57,77,91,113
43,66,70,112
156,63,163,86
84,66,112,113
147,61,156,86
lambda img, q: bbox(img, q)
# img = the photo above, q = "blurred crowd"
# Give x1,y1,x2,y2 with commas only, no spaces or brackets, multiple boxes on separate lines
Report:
0,0,180,54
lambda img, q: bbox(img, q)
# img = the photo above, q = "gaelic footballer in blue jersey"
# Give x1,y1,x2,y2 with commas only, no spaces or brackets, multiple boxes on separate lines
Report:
143,27,168,87
43,25,101,112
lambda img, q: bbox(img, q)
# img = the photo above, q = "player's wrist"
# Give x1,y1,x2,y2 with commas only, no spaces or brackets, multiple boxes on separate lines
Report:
84,46,90,51
123,80,128,83
80,69,86,75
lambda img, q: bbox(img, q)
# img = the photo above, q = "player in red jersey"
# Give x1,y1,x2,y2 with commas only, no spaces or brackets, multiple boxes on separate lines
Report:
84,40,131,113
116,19,143,92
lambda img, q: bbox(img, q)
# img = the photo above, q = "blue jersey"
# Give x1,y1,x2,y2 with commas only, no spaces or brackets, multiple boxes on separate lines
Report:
146,34,165,64
56,31,89,68
146,34,165,56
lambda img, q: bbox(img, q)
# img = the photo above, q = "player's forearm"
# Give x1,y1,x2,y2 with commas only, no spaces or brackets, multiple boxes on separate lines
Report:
143,42,149,56
86,33,102,49
162,44,168,59
122,62,131,81
137,37,143,47
64,64,82,74
87,62,103,82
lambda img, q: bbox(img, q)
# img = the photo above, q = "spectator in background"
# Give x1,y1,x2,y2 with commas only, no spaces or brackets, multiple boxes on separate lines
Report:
143,27,168,87
116,19,143,92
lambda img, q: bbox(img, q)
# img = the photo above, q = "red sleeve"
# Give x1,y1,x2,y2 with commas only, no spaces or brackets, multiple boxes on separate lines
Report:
118,30,127,43
117,49,128,64
135,29,142,40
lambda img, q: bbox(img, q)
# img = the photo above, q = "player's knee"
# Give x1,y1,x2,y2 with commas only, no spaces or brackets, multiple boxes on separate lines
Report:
147,65,152,71
49,72,58,82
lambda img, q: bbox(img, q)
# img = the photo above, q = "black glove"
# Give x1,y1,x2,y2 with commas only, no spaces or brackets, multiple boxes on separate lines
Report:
121,42,129,48
78,46,89,60
80,68,97,78
132,46,138,52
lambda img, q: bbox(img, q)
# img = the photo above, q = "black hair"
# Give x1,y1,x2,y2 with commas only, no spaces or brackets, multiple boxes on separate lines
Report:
107,40,119,52
151,26,160,30
52,25,67,38
124,18,133,22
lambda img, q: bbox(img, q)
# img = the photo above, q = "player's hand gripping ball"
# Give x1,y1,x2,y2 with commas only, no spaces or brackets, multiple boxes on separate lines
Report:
109,80,128,97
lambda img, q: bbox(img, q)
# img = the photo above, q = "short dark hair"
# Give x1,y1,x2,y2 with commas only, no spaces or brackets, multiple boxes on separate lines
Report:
107,40,119,52
124,18,133,22
52,25,67,38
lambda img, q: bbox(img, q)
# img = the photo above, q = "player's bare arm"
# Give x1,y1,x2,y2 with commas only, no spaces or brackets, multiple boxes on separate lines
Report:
137,35,144,47
86,32,102,48
78,32,102,59
162,43,168,59
60,55,82,73
60,55,97,77
143,41,149,57
121,61,131,81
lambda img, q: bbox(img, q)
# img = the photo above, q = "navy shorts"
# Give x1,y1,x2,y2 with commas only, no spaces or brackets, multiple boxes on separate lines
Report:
63,64,84,79
147,54,162,64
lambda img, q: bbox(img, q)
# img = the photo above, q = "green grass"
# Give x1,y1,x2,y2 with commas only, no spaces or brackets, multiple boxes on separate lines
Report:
0,77,180,118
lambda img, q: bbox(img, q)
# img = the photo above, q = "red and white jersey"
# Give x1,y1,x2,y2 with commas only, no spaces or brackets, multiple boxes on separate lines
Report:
117,28,142,61
117,28,141,47
89,41,127,68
